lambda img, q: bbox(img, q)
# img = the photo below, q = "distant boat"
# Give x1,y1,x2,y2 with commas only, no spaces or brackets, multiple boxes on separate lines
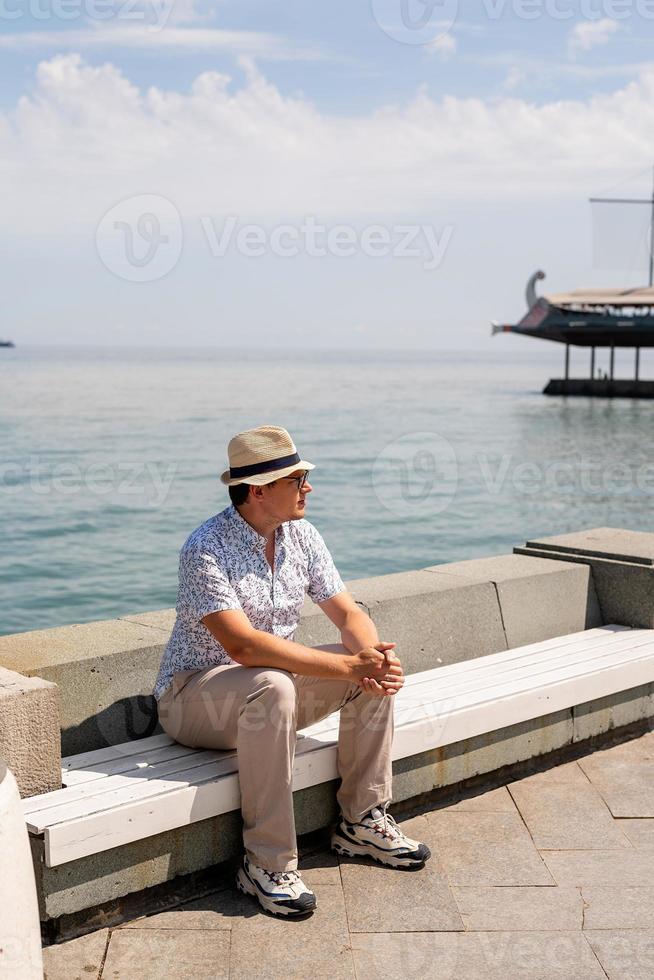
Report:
492,269,654,348
0,340,14,348
492,168,654,397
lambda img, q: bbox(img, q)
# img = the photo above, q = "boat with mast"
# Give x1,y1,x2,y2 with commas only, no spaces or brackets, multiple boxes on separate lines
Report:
493,169,654,397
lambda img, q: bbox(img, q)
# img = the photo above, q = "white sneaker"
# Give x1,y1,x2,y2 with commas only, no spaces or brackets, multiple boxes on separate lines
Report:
236,855,317,917
331,804,431,868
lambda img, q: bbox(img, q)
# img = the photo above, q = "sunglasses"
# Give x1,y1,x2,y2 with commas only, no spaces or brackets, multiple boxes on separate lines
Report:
284,471,310,490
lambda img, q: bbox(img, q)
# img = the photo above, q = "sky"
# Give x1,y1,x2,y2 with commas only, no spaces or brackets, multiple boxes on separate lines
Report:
3,0,654,349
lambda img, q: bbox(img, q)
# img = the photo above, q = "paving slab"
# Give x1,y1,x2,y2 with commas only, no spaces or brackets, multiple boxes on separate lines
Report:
424,811,554,886
542,849,654,886
119,886,240,931
440,786,518,813
350,930,606,979
615,818,654,849
229,882,354,979
337,818,462,933
338,859,463,933
426,808,533,842
452,885,583,932
508,760,589,786
42,929,108,980
582,886,654,930
584,929,654,980
578,757,654,817
590,731,654,761
507,776,631,850
100,928,230,979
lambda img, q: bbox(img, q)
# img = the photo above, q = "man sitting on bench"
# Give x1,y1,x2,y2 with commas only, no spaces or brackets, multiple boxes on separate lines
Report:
154,425,431,917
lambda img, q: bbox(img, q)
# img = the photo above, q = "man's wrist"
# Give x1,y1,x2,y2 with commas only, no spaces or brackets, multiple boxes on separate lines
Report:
338,653,356,681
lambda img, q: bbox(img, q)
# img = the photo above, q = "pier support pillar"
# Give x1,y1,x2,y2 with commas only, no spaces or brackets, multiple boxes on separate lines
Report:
609,345,615,381
590,346,595,380
635,347,640,381
565,344,570,381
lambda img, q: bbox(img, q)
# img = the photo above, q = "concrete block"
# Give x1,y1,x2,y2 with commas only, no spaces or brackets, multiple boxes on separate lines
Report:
523,527,654,566
427,553,602,648
120,609,176,632
573,683,654,742
0,619,171,755
0,667,60,797
514,547,654,628
294,596,343,648
345,570,507,675
391,708,574,802
30,808,245,921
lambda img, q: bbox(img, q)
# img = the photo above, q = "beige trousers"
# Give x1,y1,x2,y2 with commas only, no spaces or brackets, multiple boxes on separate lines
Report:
157,644,394,872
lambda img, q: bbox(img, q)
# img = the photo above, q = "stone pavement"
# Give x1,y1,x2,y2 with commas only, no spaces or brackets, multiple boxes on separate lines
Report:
42,730,654,979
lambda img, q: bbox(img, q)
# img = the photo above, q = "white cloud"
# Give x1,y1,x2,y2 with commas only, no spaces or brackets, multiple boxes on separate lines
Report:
3,54,654,235
426,34,457,58
568,17,621,54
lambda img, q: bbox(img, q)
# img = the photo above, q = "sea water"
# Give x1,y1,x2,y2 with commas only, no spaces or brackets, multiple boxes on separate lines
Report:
2,345,653,636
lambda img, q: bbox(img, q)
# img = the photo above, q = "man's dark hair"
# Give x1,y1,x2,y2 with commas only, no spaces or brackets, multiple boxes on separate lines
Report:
229,479,278,506
228,483,251,506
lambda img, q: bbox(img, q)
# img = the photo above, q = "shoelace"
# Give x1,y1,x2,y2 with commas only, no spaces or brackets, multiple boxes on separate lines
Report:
365,805,403,841
264,869,300,886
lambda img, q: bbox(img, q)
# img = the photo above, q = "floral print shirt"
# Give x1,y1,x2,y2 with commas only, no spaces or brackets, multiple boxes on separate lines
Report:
153,503,345,700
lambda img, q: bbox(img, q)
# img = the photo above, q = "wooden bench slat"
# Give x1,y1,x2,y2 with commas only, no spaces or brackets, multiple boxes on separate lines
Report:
43,741,342,868
60,744,202,788
405,626,643,691
25,733,334,832
392,648,654,759
403,634,654,707
25,746,239,818
62,733,176,773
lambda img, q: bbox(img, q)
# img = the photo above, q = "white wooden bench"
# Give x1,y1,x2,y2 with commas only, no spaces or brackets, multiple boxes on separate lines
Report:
24,624,654,868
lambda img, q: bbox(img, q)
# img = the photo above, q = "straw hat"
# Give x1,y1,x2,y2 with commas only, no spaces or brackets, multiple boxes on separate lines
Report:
220,425,315,486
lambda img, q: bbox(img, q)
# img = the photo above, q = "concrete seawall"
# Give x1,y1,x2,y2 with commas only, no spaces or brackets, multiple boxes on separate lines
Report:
1,526,653,929
0,551,602,762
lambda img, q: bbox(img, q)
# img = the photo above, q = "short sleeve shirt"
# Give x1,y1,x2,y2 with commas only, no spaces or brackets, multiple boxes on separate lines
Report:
153,504,346,700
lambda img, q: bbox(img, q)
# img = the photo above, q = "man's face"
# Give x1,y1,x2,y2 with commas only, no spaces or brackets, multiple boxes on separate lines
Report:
261,469,312,522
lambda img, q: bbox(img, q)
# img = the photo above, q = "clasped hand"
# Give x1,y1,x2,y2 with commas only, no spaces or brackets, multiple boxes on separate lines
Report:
351,642,404,698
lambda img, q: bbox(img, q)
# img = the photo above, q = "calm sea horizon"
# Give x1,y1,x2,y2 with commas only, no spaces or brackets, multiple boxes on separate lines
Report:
2,344,654,637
